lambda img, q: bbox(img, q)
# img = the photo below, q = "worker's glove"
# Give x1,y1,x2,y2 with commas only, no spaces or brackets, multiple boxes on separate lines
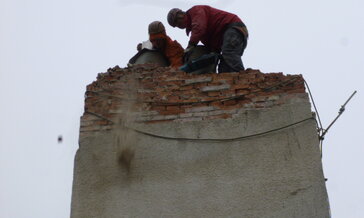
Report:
184,41,197,53
184,46,194,53
136,43,142,51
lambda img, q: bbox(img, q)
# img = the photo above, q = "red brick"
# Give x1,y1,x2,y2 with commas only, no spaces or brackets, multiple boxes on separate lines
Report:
237,99,252,106
142,82,157,89
165,76,184,81
169,80,184,86
150,105,166,111
166,105,180,111
201,97,217,102
217,72,239,78
223,99,238,106
159,109,183,115
210,101,224,108
239,73,256,80
167,95,180,102
236,89,250,95
180,94,193,100
245,69,261,74
181,105,193,110
180,85,194,91
286,88,305,94
208,91,221,97
233,82,251,90
180,98,200,104
193,82,209,89
182,89,200,95
218,104,240,110
220,89,236,96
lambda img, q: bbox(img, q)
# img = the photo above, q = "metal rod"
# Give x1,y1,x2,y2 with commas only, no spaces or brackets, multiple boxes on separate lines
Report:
320,91,357,139
341,90,357,111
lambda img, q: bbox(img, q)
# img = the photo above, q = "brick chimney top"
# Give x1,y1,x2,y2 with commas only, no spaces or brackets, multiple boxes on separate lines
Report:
81,65,307,135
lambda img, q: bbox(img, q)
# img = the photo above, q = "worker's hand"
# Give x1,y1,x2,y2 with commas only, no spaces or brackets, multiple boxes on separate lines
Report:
137,43,142,51
184,46,194,53
184,41,197,53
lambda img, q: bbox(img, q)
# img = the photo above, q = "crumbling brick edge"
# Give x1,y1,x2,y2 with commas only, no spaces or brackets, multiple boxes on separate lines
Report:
80,64,308,135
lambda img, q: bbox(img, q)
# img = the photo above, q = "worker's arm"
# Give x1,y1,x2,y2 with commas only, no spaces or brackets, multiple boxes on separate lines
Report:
188,7,208,46
166,38,184,67
169,45,184,67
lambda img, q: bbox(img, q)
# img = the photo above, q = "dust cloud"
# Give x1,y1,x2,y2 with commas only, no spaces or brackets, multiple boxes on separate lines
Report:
113,73,140,174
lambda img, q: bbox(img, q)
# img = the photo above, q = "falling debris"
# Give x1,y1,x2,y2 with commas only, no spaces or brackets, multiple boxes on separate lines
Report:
58,135,63,143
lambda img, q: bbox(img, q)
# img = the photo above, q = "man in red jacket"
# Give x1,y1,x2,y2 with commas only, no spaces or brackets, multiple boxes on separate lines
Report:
167,5,248,73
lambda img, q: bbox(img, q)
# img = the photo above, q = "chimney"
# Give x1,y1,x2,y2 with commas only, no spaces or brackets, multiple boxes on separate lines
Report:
71,65,330,217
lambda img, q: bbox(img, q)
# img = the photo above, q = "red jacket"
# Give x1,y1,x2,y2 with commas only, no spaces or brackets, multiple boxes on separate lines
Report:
185,5,243,52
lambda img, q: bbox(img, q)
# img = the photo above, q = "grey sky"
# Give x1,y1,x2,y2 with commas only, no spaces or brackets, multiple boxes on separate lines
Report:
120,0,237,8
0,0,363,217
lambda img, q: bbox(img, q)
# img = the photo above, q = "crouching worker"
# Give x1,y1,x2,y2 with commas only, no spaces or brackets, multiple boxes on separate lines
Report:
167,6,248,73
137,21,184,68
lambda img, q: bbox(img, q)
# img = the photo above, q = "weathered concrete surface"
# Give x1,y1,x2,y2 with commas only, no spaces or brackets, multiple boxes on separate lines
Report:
71,100,330,218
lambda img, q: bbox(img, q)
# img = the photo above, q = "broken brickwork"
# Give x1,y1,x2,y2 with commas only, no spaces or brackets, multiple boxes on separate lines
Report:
80,64,307,135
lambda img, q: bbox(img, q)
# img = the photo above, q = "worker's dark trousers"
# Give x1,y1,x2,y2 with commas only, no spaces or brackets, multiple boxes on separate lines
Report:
218,26,247,73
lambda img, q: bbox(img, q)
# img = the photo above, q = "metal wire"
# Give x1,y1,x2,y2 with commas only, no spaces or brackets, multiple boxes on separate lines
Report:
320,91,357,140
85,110,314,143
304,79,323,134
304,78,357,158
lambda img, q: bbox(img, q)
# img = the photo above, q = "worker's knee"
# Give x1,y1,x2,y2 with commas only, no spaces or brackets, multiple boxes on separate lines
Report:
218,54,244,73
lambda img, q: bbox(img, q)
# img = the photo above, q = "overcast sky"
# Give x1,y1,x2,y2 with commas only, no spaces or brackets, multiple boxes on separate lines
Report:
1,0,363,217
